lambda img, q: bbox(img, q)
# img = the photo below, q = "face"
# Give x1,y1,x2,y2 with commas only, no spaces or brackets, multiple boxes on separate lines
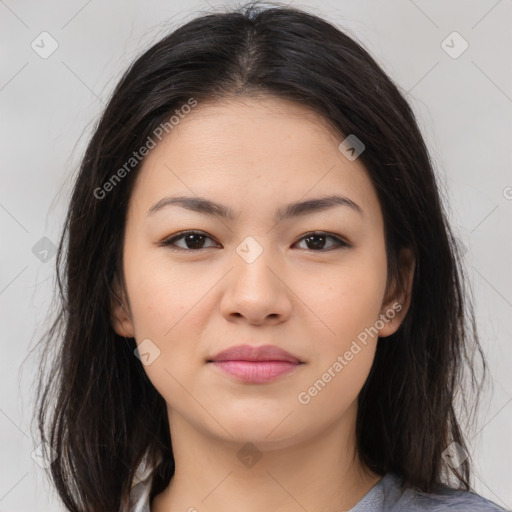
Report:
111,96,413,449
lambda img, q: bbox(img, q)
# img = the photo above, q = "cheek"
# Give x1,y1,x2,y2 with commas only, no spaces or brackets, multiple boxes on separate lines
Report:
123,245,222,386
123,251,210,405
294,261,385,419
124,242,202,335
296,251,387,347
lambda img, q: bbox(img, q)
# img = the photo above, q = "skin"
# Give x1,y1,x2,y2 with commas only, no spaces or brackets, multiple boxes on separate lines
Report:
111,96,415,512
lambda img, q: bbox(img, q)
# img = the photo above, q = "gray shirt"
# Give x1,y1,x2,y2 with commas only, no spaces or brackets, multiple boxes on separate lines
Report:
129,472,510,511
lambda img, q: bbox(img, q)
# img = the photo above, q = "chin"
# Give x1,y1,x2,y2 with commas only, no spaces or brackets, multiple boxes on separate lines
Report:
212,413,308,449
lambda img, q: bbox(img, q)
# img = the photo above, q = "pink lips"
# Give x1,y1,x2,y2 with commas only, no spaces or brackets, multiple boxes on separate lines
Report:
208,344,303,383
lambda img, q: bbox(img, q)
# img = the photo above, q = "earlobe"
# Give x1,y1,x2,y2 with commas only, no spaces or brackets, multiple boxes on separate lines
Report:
110,274,135,338
378,248,415,338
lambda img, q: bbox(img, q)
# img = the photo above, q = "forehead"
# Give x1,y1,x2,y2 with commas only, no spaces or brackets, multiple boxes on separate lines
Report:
128,96,382,224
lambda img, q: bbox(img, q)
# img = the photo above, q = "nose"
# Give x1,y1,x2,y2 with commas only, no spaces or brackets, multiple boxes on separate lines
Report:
219,245,293,326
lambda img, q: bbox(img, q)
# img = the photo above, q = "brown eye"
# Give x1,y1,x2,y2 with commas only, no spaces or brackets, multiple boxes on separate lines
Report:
294,232,350,251
160,231,219,251
159,230,350,252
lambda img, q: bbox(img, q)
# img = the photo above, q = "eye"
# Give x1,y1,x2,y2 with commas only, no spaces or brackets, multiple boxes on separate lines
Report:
158,230,350,252
159,230,219,251
293,231,350,251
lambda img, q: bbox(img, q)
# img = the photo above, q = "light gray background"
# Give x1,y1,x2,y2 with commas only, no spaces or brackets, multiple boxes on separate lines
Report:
1,0,511,510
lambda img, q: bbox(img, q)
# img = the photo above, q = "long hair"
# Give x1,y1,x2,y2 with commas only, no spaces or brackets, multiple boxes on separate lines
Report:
32,2,487,510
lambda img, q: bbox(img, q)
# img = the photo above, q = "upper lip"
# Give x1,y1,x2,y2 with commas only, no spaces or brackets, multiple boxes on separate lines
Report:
208,344,302,364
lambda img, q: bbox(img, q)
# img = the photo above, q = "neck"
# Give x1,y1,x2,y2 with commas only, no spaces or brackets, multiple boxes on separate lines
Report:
151,401,382,512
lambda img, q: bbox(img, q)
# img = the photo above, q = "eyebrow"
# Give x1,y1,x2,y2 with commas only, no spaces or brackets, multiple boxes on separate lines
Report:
147,194,363,222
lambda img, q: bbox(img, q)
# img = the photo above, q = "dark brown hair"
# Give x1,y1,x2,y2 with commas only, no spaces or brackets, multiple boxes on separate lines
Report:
32,2,487,510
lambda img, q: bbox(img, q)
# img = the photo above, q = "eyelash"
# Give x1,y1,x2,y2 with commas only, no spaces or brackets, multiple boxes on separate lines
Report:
158,230,351,252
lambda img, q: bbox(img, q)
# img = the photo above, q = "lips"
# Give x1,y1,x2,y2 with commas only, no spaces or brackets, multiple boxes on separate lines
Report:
208,344,302,364
207,344,304,384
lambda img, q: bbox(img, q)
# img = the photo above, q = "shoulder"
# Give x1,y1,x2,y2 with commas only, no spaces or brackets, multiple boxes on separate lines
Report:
385,474,510,512
404,488,509,511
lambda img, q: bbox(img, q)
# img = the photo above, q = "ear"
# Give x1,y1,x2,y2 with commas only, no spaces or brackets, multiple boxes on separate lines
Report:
110,272,135,338
378,247,415,338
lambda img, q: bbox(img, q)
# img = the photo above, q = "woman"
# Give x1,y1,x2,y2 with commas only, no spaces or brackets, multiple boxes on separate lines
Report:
34,2,509,511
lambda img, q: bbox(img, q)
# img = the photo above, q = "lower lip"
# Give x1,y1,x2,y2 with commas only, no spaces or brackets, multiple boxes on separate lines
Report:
210,360,301,383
